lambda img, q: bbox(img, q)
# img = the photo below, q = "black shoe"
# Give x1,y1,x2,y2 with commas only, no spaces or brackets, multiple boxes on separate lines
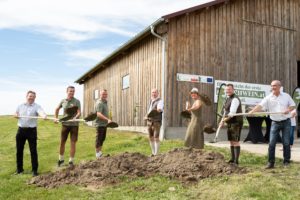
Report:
57,160,64,167
283,162,290,168
32,171,38,177
14,170,24,175
227,159,234,163
265,163,274,169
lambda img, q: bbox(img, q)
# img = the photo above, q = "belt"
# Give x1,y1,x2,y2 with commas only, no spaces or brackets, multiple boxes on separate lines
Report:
272,119,289,123
19,127,36,129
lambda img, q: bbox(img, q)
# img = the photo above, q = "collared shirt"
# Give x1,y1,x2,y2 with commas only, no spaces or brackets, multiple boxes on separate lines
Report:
147,98,164,114
259,92,295,121
94,99,109,127
16,103,46,128
58,97,81,126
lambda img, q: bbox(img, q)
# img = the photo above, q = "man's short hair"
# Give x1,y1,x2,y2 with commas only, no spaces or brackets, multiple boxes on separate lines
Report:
226,83,234,89
27,90,36,96
67,86,75,91
100,89,107,94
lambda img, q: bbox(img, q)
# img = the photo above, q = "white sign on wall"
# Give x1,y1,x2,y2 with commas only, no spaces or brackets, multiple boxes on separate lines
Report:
177,73,214,84
214,80,272,105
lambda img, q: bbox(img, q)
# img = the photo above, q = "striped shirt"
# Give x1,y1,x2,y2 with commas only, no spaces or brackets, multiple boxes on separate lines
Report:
16,103,46,128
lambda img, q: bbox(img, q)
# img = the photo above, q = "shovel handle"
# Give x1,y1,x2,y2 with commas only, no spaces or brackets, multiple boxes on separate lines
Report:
230,111,284,117
17,115,56,120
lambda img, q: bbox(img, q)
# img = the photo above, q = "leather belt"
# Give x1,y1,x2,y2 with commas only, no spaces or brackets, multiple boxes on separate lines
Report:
272,119,289,123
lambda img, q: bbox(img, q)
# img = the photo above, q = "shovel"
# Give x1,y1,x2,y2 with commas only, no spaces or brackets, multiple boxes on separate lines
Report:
106,121,119,128
18,115,74,122
229,111,284,117
209,112,226,143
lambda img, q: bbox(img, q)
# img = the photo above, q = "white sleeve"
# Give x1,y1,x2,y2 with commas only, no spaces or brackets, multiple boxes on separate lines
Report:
229,98,240,114
157,100,164,111
259,97,269,111
16,105,20,114
37,104,47,117
288,95,296,107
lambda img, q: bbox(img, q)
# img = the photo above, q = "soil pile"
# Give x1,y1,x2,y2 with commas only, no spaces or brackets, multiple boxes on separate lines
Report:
30,148,246,188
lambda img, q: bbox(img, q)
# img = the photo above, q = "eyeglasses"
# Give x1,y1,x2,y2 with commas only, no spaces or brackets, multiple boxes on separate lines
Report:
271,85,279,87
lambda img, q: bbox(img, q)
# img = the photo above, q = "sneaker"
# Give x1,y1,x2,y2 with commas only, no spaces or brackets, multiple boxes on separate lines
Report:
57,160,64,167
96,152,102,159
69,161,74,168
265,163,274,169
32,171,38,177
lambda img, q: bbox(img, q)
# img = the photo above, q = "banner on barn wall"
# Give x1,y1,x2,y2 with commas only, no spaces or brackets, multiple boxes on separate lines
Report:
214,80,272,105
176,73,214,84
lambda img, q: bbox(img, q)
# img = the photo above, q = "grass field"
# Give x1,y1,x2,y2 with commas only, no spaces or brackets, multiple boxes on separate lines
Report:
1,116,300,200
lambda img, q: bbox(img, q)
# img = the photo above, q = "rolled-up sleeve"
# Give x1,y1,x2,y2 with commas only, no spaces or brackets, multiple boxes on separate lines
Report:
288,96,296,107
259,97,269,111
157,100,164,111
229,98,240,114
37,105,46,117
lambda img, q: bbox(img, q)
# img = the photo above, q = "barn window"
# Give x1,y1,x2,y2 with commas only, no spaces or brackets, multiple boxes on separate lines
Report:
122,74,130,89
94,89,99,99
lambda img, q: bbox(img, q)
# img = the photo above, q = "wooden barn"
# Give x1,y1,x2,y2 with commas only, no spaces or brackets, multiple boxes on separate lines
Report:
75,0,300,139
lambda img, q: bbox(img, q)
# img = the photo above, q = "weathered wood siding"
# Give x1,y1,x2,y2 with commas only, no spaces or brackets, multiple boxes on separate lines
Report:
83,36,163,126
166,0,300,127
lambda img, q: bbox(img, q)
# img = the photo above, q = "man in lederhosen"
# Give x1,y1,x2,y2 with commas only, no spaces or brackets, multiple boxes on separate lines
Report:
55,86,81,167
219,84,243,165
144,88,164,156
94,89,111,159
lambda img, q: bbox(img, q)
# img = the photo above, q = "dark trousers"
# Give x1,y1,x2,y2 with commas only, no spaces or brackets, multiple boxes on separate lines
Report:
95,126,107,148
16,127,38,172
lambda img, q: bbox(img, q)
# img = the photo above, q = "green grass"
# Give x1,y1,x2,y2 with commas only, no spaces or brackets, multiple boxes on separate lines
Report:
1,116,300,200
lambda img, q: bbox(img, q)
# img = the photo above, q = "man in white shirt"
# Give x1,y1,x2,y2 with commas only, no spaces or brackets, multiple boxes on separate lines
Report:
219,84,243,165
144,88,164,156
250,80,295,168
15,90,47,176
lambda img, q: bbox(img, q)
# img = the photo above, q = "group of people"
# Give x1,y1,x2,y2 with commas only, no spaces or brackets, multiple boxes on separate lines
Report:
14,79,296,176
14,87,111,176
181,80,296,168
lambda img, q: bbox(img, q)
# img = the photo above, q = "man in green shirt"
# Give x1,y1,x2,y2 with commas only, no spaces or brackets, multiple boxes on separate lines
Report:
55,86,81,167
94,89,111,159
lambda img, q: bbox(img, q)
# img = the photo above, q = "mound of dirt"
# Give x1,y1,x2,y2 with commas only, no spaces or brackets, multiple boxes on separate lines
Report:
29,148,246,188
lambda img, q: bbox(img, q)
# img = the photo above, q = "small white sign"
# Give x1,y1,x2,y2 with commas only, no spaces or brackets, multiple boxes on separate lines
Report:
176,73,214,84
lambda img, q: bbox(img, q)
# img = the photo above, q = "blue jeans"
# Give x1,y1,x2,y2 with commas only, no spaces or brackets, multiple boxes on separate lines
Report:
269,119,291,164
290,126,295,145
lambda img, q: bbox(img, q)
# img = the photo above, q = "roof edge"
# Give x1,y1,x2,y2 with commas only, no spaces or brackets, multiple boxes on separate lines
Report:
75,18,165,84
162,0,228,20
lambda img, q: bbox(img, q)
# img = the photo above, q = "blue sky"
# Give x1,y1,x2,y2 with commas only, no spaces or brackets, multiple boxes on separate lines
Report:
0,0,210,115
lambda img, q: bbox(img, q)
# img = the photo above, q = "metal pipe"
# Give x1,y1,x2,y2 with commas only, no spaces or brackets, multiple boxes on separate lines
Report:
150,20,167,141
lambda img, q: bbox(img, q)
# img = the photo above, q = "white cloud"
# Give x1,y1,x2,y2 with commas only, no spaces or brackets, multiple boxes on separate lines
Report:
0,0,213,115
0,0,212,41
0,76,83,115
67,48,112,61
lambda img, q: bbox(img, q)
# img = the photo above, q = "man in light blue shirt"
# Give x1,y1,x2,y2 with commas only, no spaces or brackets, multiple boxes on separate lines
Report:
15,90,47,176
